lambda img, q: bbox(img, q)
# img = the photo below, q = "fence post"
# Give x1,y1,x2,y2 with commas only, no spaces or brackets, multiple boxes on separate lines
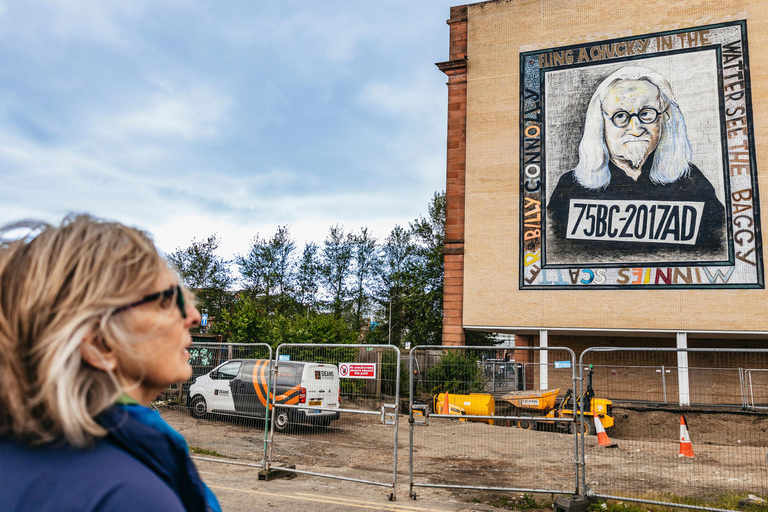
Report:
540,329,549,389
676,333,690,406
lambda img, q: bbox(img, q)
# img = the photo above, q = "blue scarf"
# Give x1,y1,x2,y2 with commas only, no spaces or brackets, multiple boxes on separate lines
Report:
96,400,221,512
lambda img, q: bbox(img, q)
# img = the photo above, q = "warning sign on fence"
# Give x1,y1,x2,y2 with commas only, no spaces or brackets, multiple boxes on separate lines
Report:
339,363,376,379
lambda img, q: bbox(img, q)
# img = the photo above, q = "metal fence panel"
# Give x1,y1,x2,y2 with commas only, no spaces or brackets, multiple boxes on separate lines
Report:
157,342,273,468
267,343,401,500
580,348,768,510
408,346,580,499
744,369,768,410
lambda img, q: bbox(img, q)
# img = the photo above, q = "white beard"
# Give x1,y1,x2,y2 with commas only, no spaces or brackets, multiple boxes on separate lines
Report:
619,140,650,169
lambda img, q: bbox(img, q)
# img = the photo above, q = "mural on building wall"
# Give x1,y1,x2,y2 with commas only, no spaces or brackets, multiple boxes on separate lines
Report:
519,21,763,289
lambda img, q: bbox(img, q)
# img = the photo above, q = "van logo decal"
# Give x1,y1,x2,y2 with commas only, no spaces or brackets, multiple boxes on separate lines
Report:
249,360,302,407
251,360,271,409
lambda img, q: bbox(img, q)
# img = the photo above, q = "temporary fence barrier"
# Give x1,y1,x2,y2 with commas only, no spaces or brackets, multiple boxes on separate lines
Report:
266,343,402,500
408,346,581,499
579,347,768,511
158,342,768,507
158,342,273,468
741,368,768,410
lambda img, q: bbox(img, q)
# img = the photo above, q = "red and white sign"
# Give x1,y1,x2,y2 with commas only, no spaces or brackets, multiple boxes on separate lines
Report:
339,363,376,379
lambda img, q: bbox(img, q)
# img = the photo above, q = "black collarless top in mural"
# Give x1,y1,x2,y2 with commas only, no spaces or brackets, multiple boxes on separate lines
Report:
546,158,726,263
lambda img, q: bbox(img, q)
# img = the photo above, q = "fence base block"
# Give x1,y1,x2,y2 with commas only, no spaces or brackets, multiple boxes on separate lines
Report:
258,464,296,481
553,495,591,512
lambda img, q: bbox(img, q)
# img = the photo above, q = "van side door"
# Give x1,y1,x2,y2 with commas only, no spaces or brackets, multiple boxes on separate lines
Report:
209,360,240,413
230,360,259,415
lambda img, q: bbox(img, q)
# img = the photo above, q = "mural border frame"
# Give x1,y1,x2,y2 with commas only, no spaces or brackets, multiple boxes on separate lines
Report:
518,20,763,290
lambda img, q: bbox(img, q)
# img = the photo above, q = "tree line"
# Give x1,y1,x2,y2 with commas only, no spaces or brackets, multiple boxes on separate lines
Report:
167,192,493,349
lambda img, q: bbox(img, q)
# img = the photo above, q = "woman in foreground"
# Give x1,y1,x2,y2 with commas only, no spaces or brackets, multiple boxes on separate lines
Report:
0,214,221,512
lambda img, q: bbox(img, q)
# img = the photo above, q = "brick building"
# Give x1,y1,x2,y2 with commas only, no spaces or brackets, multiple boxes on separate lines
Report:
436,0,768,364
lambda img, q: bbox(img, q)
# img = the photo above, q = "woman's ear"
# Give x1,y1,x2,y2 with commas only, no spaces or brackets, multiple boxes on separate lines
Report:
80,328,117,371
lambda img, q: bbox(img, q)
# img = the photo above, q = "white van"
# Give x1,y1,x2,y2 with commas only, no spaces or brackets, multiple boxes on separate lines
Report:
187,359,340,432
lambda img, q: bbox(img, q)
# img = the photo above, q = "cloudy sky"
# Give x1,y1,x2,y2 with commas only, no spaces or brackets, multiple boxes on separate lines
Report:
0,0,460,259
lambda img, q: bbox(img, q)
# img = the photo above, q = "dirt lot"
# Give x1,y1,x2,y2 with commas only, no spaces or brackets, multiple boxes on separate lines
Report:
161,403,768,509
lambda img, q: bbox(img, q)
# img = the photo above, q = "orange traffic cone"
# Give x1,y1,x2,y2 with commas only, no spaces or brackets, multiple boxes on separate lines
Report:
441,392,451,415
594,411,617,447
679,414,694,458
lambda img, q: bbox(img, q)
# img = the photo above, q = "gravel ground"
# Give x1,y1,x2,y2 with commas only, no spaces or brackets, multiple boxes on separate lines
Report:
161,404,768,509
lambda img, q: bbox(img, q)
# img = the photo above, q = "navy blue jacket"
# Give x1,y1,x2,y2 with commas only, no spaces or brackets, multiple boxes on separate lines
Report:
0,436,186,512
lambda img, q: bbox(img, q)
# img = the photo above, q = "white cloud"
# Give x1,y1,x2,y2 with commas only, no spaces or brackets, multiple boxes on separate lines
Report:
353,69,448,189
356,71,445,120
0,0,456,266
149,204,413,266
219,7,374,69
0,1,143,50
92,84,232,143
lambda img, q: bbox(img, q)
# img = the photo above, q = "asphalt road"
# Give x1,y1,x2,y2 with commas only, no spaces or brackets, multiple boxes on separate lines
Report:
195,459,508,512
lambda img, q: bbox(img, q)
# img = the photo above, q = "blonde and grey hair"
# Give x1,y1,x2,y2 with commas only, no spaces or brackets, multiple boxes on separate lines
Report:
0,214,165,447
573,66,692,190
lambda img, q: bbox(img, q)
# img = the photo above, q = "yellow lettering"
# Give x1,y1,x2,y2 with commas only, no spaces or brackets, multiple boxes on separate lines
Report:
524,251,541,266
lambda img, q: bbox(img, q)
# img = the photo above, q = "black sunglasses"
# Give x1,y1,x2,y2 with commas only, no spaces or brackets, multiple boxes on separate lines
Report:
113,284,187,319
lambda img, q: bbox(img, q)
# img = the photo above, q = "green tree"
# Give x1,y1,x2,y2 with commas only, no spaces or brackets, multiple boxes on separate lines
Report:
236,225,296,315
296,242,320,315
425,350,486,395
397,192,496,347
218,296,261,344
167,234,233,327
236,235,269,295
350,227,381,334
221,297,356,349
403,192,446,347
289,312,358,345
320,225,353,318
268,226,296,300
377,225,415,346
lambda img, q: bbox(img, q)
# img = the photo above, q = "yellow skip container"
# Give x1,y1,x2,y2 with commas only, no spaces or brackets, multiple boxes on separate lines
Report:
433,392,495,425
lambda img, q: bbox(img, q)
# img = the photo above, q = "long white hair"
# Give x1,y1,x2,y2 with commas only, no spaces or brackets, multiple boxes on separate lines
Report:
572,66,692,190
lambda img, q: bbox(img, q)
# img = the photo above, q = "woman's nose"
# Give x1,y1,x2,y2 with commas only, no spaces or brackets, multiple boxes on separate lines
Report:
186,304,202,327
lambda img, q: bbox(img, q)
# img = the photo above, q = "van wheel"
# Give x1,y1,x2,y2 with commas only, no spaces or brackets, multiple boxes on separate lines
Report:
190,396,207,419
274,410,292,433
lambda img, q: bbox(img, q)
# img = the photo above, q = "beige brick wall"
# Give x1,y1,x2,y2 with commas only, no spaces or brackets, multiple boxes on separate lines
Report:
460,0,768,333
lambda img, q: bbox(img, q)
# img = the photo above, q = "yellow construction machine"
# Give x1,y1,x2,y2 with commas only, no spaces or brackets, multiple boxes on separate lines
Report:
500,366,614,434
431,392,495,425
